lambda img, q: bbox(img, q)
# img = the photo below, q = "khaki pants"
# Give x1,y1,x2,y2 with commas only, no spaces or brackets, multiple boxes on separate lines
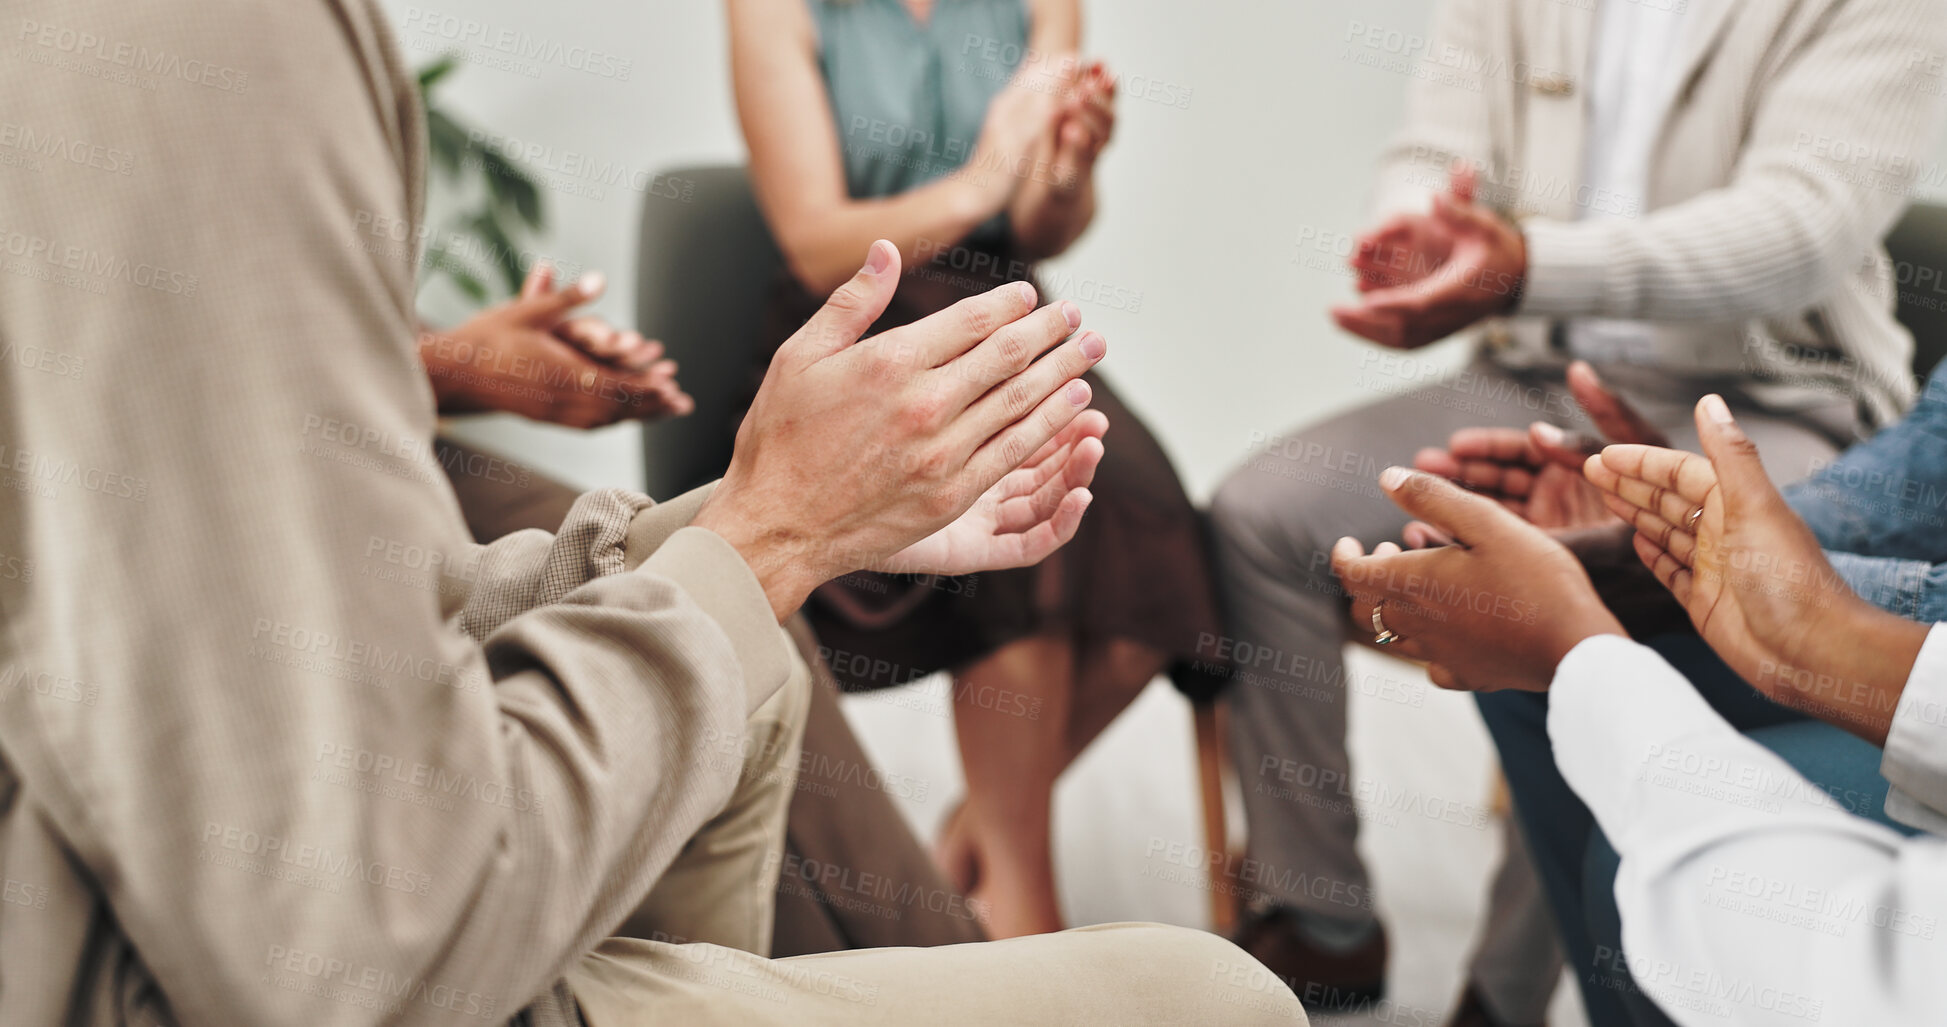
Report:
440,439,1304,1024
558,622,1303,1025
569,922,1304,1026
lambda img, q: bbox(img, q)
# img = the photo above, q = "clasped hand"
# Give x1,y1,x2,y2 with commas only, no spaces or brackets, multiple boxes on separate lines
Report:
423,264,693,428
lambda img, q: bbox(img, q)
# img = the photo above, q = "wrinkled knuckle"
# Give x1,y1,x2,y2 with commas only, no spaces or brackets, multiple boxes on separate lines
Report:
995,330,1032,370
914,445,954,481
998,430,1032,469
960,303,995,338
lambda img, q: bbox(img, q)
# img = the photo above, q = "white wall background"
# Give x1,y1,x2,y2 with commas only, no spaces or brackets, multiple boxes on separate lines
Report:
379,0,1461,499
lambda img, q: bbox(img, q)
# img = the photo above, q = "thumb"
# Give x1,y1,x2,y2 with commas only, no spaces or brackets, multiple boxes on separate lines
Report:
1448,162,1478,204
510,270,605,325
1378,466,1527,546
1693,395,1778,515
792,240,901,360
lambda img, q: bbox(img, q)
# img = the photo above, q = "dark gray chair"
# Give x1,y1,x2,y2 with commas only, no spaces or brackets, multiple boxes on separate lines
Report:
634,165,783,501
1884,201,1947,380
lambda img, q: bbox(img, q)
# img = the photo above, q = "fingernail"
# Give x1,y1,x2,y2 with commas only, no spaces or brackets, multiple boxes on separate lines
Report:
1379,466,1412,491
577,271,606,297
865,242,891,275
1060,301,1082,329
1702,394,1734,424
1533,422,1565,445
1079,332,1106,360
1014,281,1038,306
1065,379,1091,405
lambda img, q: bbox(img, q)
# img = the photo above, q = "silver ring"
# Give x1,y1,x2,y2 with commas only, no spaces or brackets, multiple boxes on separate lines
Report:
1372,601,1401,646
1684,506,1703,531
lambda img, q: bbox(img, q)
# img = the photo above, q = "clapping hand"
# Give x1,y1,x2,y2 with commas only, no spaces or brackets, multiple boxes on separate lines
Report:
1583,395,1926,741
1331,468,1624,693
1331,166,1528,350
422,263,693,427
1348,164,1477,295
877,410,1106,575
1045,59,1115,194
1407,361,1668,542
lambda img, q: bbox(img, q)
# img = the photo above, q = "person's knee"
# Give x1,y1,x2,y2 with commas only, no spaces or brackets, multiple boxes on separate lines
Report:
1098,923,1307,1025
1212,464,1329,581
1212,464,1284,549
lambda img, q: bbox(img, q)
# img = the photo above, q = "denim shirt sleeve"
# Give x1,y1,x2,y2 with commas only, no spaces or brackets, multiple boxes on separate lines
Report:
1824,551,1947,622
1786,362,1947,561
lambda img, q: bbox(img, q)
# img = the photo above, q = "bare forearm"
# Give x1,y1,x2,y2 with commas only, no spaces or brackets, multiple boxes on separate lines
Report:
1762,601,1929,746
1011,178,1095,261
781,177,1002,294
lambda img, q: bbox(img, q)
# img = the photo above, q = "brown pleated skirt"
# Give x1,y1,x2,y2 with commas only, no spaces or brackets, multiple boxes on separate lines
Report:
749,244,1227,699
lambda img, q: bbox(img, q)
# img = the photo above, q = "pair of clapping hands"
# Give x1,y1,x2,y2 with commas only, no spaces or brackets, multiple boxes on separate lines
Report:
1333,361,1894,710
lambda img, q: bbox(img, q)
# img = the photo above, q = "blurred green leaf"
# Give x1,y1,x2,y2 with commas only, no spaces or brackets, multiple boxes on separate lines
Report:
469,210,528,296
424,108,470,182
478,146,544,229
414,57,549,310
417,55,459,92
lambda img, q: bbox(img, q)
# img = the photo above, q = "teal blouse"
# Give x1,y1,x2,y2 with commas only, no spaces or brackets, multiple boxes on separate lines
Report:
810,0,1029,243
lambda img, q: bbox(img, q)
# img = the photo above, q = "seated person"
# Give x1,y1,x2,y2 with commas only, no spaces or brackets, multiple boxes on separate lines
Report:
1209,0,1947,1016
1333,395,1947,1024
0,3,1303,1024
1417,358,1947,1024
729,0,1225,938
419,263,990,955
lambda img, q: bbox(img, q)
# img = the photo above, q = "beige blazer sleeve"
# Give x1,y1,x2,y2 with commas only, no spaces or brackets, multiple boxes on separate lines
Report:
1518,0,1947,322
0,4,787,1027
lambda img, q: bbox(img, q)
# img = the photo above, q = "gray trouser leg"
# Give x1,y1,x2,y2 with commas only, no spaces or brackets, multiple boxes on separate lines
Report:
1210,360,1583,921
1467,815,1566,1023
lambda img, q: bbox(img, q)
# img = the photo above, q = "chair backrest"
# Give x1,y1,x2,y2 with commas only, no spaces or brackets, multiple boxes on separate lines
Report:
1885,201,1947,380
634,165,784,500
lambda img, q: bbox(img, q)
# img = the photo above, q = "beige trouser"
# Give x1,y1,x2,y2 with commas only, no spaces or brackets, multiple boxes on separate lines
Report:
567,644,1307,1026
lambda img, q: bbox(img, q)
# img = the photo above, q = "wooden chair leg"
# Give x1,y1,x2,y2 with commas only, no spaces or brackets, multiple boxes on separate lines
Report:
1193,699,1234,935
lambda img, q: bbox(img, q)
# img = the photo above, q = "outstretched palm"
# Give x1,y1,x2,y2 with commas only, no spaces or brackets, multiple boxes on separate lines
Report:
1584,396,1862,694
